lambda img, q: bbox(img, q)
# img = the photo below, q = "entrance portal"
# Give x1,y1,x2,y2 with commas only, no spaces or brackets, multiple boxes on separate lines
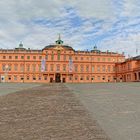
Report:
50,77,53,83
62,78,66,83
55,73,61,83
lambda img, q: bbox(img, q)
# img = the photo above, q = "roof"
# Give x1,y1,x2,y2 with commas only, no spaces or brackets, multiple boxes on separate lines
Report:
42,44,74,51
132,55,140,60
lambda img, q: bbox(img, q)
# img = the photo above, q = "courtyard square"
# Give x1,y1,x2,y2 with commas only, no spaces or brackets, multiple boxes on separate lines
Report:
0,83,140,140
66,82,140,140
0,83,109,140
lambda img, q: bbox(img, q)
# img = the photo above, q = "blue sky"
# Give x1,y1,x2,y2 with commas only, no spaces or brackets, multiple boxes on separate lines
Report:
0,0,140,56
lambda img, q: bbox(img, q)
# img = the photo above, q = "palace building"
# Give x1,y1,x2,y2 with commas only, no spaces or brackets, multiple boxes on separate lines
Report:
0,36,139,83
116,55,140,82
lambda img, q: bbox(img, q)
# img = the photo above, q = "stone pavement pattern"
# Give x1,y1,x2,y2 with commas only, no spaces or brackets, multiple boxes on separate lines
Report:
0,84,110,140
0,83,41,96
66,83,140,140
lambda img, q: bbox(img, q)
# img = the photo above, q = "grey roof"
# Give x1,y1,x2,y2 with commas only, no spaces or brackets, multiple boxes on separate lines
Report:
133,55,140,60
42,45,74,51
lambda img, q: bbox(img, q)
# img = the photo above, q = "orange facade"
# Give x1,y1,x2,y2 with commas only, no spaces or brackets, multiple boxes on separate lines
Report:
116,56,140,82
1,37,138,83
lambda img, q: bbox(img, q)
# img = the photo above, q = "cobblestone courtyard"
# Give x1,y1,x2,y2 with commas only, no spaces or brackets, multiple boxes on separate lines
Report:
66,83,140,140
0,83,140,140
0,83,109,140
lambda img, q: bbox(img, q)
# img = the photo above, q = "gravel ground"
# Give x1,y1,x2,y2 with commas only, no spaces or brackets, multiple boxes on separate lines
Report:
0,83,110,140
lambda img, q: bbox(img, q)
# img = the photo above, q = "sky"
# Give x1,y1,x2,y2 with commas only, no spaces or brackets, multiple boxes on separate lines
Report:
0,0,140,57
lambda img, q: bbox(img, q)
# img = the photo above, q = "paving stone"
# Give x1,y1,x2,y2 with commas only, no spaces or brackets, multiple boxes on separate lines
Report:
0,84,110,140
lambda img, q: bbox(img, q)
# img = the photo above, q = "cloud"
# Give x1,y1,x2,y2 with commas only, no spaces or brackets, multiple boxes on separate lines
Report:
67,0,115,19
0,0,115,21
122,0,140,17
0,0,139,56
99,32,140,57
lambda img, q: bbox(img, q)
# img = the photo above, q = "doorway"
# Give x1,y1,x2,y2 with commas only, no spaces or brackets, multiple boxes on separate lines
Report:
50,77,53,83
1,76,5,83
62,78,66,83
55,73,61,83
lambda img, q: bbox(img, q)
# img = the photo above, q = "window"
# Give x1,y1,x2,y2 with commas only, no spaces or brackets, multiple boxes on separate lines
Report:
75,57,78,60
63,55,66,61
20,64,24,72
97,76,100,80
63,65,66,72
102,58,106,62
102,65,105,72
14,64,18,71
9,56,12,59
57,51,60,60
27,56,30,59
97,65,100,72
50,64,54,71
27,76,29,80
32,64,36,72
69,76,72,80
3,65,9,71
8,65,11,71
21,56,24,59
69,56,72,60
44,76,47,80
108,58,111,61
45,64,47,71
8,76,11,80
86,76,89,80
56,64,60,72
97,58,100,61
91,76,95,80
14,75,17,81
51,54,54,60
33,76,36,80
39,56,42,60
113,77,116,80
86,65,89,72
27,65,30,71
38,76,41,80
80,65,84,72
81,57,83,60
113,66,115,72
128,63,131,70
108,65,110,72
102,76,105,80
15,56,18,59
45,55,48,60
20,76,24,80
75,76,78,80
92,66,94,72
3,56,6,59
33,56,36,60
75,65,78,72
80,76,84,80
2,65,5,71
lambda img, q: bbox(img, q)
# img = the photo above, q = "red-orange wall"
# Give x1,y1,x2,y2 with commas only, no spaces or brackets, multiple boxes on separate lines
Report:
0,45,129,83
